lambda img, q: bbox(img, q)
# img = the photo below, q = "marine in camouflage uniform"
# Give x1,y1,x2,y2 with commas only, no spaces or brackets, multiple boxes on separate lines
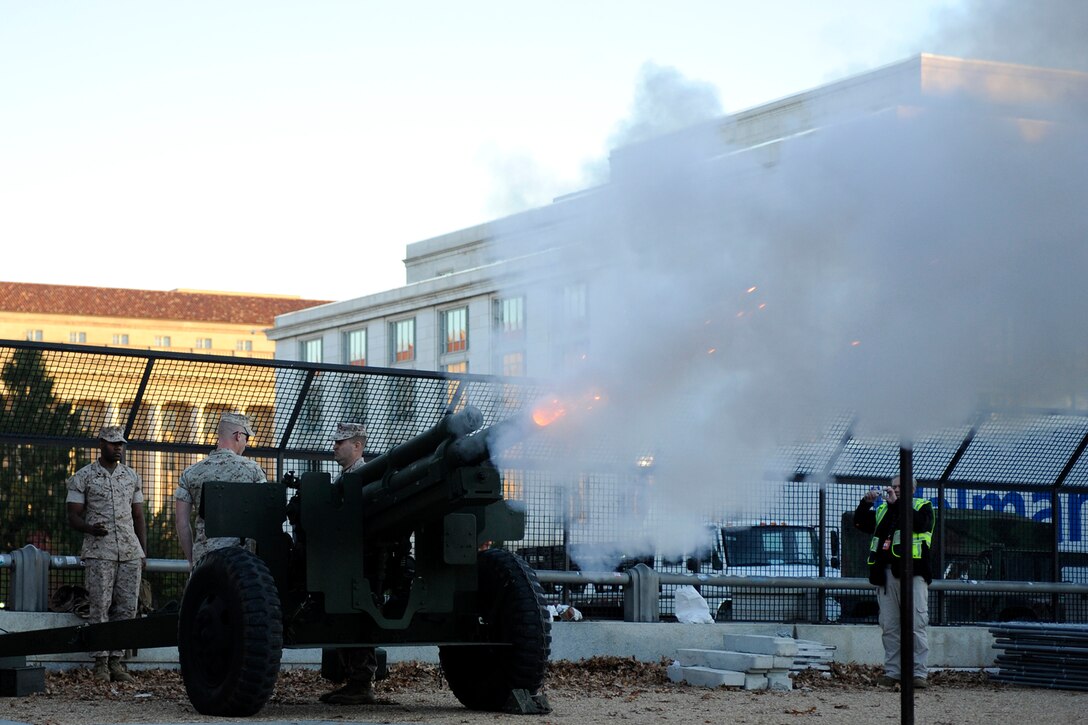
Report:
65,425,147,682
174,412,267,566
319,422,379,706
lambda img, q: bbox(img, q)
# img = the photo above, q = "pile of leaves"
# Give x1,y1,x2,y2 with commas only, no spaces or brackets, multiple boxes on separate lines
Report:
546,656,672,693
36,657,1001,705
791,662,1001,690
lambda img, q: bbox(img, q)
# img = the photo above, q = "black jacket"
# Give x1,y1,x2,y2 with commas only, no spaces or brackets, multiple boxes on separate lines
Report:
853,496,934,586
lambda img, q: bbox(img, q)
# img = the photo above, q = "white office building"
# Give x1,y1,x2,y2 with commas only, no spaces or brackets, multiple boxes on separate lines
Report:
269,53,1088,404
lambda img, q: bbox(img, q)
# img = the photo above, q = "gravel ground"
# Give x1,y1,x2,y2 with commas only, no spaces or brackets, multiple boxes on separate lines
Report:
2,659,1085,725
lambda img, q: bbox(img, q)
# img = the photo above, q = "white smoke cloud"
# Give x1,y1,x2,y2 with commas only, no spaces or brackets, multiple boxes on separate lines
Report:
582,62,724,187
606,62,724,149
491,16,1088,567
926,0,1088,72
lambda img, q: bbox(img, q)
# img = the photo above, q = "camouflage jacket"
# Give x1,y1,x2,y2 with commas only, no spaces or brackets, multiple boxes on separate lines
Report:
175,448,267,561
334,456,366,484
65,460,145,562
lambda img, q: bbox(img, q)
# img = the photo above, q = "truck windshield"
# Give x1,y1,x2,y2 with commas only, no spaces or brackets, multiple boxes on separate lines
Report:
723,527,819,567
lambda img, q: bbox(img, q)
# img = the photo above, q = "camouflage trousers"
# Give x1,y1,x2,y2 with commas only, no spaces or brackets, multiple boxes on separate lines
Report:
340,647,377,684
84,558,142,658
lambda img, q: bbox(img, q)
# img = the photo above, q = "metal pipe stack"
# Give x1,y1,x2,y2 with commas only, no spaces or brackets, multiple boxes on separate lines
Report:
989,622,1088,691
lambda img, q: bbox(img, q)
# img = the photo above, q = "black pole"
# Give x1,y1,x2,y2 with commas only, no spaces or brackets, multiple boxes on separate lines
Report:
900,445,915,724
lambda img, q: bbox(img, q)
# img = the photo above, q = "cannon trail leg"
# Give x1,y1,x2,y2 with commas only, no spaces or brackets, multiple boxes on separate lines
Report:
439,548,551,712
178,547,283,716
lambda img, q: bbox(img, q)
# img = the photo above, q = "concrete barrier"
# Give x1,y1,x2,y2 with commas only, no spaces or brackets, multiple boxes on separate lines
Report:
0,612,996,669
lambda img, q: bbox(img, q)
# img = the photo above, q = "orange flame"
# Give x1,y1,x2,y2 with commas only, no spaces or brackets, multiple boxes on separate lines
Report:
530,389,606,427
532,399,567,427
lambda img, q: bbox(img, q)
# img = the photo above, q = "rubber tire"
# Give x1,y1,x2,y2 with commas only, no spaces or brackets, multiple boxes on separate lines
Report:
178,547,284,716
439,548,551,711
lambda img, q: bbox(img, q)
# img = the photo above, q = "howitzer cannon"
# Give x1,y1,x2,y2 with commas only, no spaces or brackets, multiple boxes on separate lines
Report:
0,406,552,717
186,405,550,715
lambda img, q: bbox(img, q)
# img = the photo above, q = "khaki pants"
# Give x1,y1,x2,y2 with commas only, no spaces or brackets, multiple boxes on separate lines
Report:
85,558,142,658
876,567,929,680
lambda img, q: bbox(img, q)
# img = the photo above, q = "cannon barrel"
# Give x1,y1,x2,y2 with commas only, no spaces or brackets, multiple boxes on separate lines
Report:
355,405,484,486
351,408,538,540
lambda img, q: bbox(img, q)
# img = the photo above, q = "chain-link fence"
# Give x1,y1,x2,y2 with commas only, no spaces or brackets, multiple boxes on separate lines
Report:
2,340,1087,624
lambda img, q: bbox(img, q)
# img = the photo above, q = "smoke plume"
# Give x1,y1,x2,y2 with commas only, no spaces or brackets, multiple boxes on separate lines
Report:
491,6,1088,565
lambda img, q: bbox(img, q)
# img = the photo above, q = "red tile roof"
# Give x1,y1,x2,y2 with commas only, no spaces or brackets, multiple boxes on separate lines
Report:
0,282,330,325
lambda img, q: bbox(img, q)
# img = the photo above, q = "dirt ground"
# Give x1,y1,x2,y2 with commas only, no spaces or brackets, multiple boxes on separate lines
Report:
3,659,1085,725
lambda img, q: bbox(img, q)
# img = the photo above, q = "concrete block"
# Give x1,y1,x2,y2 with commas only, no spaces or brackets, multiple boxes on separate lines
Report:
666,661,684,683
743,673,769,690
722,634,799,657
676,648,773,671
0,613,1004,673
767,670,793,691
794,624,882,665
773,655,795,669
681,666,747,688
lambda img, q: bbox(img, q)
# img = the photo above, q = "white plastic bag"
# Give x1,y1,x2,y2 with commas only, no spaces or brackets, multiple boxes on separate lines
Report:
673,585,714,624
545,604,584,622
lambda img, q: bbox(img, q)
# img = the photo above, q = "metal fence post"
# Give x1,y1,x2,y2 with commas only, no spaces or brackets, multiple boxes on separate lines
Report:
10,545,52,612
623,563,659,622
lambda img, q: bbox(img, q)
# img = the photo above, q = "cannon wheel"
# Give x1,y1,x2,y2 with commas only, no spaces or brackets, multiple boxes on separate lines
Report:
178,547,284,716
439,548,551,711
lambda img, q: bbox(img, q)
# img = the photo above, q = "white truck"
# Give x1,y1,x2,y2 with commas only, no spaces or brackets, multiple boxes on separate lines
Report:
518,521,842,622
656,521,841,622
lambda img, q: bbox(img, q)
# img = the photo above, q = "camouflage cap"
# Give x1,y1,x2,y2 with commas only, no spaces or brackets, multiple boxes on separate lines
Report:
331,422,367,442
99,425,127,444
220,412,255,437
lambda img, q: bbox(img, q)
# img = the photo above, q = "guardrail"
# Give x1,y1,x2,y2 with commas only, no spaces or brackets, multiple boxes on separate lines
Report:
532,566,1088,622
5,551,1088,623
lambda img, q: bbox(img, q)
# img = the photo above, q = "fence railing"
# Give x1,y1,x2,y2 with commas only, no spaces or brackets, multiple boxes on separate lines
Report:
3,340,1088,626
5,549,1087,625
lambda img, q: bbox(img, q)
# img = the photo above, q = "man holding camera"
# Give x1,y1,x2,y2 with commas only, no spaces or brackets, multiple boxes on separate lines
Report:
853,475,935,688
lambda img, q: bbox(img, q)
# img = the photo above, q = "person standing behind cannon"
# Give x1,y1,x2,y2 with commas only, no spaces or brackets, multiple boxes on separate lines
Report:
319,421,379,706
174,412,267,568
65,425,147,683
853,475,935,689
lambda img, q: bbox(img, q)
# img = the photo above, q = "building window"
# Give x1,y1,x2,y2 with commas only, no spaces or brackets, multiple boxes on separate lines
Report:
195,338,212,349
391,319,415,363
111,334,129,345
300,338,323,363
236,339,253,352
202,403,232,445
73,398,108,435
25,330,43,341
560,341,590,371
443,361,468,374
563,281,587,320
502,469,525,501
344,328,367,366
247,405,273,446
501,351,525,377
494,296,525,338
155,336,171,347
69,331,87,343
442,307,468,353
160,401,195,444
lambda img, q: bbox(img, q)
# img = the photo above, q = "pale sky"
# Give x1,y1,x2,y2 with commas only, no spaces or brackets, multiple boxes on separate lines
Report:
0,0,971,303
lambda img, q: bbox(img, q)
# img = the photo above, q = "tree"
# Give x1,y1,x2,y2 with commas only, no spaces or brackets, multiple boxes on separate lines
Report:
0,348,87,553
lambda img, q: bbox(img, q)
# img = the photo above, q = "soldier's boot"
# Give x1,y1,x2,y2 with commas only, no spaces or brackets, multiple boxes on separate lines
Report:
108,656,135,683
320,679,376,705
92,656,110,682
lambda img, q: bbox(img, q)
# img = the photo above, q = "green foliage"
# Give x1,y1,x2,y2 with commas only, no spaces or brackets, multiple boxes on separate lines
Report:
0,348,88,553
146,507,182,559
